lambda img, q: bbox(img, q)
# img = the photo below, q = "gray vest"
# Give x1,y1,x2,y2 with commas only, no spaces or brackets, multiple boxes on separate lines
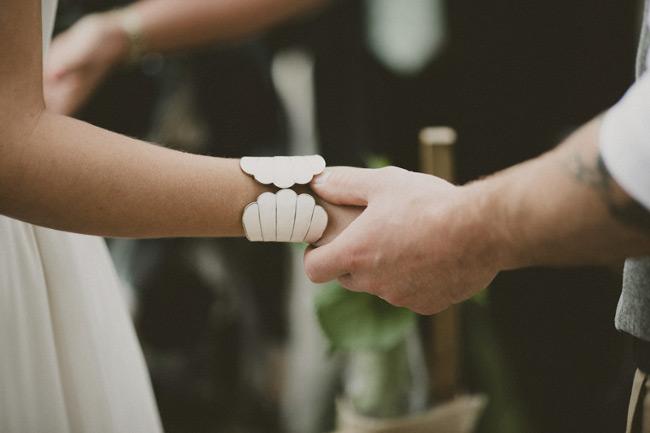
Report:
613,1,650,341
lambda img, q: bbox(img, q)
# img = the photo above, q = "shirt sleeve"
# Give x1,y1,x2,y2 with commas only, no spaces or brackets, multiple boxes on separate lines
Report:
600,71,650,210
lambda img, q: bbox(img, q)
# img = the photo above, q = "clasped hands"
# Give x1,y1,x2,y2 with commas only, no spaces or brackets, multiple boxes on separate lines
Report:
310,166,503,315
45,15,502,316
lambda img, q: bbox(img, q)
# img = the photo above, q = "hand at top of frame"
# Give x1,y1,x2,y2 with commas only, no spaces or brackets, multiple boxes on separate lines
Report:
304,166,505,315
44,13,129,115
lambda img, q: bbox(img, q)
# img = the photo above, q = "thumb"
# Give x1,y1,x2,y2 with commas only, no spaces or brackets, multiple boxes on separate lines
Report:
311,166,377,206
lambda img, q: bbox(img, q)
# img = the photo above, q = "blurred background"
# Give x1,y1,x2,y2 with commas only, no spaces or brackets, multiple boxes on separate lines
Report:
50,1,643,432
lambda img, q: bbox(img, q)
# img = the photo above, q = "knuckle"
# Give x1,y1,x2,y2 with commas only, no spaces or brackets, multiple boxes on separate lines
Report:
371,283,391,299
376,166,391,175
385,291,407,307
357,279,378,295
414,306,434,316
414,303,440,316
384,295,400,307
406,303,430,316
380,165,405,177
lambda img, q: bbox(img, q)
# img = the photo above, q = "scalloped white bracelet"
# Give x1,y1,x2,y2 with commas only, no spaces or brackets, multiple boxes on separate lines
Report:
240,156,328,243
242,191,328,243
240,155,326,188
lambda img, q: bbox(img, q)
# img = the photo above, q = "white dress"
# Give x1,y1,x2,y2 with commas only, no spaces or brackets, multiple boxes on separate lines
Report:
0,2,163,432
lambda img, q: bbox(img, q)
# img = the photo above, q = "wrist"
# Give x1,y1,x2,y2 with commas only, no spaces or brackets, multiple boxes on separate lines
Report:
236,156,329,243
458,178,525,272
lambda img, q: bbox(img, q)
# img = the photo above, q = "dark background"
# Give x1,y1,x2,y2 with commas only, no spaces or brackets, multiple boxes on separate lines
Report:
56,1,642,432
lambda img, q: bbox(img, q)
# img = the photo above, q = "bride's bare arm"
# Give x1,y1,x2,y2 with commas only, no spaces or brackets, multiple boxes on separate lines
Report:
0,0,268,238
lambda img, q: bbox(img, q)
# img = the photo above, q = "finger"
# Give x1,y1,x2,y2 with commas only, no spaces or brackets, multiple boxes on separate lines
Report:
45,42,74,79
45,32,88,80
313,203,362,247
304,232,357,283
45,57,78,82
311,167,378,206
303,208,371,282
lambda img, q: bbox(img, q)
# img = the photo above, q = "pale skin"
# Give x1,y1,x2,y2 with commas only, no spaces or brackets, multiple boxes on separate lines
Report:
305,118,650,315
1,0,348,240
44,0,328,115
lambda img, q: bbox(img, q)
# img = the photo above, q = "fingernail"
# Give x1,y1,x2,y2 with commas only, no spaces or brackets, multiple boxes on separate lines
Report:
313,170,330,185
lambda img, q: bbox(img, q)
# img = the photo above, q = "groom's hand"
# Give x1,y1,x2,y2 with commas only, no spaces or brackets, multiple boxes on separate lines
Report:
304,166,502,315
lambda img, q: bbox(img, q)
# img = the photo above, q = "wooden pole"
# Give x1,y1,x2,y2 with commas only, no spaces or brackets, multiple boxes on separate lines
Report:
418,127,460,402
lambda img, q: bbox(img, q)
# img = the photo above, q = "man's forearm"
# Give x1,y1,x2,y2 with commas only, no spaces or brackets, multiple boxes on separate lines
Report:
466,117,650,270
304,118,650,313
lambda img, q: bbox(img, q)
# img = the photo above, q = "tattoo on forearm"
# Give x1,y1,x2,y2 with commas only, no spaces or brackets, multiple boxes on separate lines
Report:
568,150,650,234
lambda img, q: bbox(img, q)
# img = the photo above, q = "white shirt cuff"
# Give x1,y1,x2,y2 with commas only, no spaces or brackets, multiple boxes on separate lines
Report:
600,72,650,210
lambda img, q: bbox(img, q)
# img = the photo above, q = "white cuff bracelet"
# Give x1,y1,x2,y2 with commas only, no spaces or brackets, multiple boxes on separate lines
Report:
240,155,329,243
242,190,328,243
240,155,326,188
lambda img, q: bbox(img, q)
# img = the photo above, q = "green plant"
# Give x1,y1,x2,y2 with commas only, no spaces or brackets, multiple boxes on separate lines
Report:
315,282,426,418
315,283,416,353
313,154,428,419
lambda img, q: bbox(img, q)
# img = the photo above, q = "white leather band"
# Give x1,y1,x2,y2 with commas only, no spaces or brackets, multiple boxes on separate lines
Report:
242,190,327,243
240,155,326,188
257,192,277,241
276,189,297,242
291,194,316,242
242,203,263,241
240,154,329,243
304,205,328,244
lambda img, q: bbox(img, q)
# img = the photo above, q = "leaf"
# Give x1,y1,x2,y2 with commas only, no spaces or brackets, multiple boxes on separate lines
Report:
315,283,416,353
365,154,392,169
